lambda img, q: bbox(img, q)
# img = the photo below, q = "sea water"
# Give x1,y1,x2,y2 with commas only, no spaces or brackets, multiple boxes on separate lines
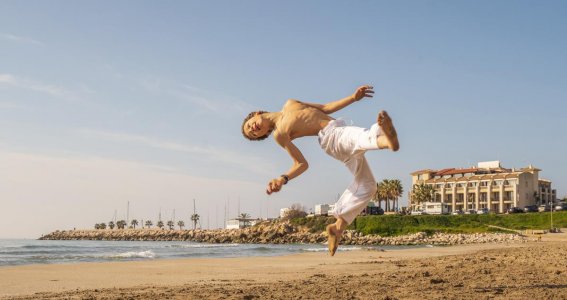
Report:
0,239,423,267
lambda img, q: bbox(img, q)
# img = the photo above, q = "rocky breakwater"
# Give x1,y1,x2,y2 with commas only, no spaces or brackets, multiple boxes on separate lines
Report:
39,221,526,245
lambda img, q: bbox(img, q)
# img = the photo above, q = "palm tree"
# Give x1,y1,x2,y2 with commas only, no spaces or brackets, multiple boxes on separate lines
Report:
145,220,153,228
239,213,251,227
157,220,164,229
99,223,107,230
191,213,200,230
131,219,138,229
108,221,115,230
388,179,403,211
374,180,390,211
166,220,174,230
177,220,185,230
411,183,435,211
116,220,127,229
384,179,393,211
372,183,382,209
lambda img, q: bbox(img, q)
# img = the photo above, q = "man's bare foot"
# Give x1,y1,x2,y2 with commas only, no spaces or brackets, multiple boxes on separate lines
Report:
377,111,399,151
326,224,339,256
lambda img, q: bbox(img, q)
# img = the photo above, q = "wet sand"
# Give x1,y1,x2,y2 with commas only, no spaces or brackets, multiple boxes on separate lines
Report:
1,232,566,299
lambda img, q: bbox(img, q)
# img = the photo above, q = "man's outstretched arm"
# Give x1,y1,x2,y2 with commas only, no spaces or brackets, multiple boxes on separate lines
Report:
266,134,308,195
294,85,374,114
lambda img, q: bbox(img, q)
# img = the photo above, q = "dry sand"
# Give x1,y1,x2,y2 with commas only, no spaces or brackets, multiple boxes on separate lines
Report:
1,232,566,300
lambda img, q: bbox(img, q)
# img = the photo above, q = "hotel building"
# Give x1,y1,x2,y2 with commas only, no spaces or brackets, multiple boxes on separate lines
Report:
410,161,556,213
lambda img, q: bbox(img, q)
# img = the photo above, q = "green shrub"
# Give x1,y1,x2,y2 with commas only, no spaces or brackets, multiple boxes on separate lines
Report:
354,211,567,236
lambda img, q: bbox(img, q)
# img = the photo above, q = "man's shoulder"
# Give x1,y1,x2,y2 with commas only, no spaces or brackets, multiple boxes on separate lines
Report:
272,130,292,145
282,99,305,110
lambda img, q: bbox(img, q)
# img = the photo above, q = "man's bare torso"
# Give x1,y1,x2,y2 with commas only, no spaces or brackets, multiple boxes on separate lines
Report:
273,100,334,140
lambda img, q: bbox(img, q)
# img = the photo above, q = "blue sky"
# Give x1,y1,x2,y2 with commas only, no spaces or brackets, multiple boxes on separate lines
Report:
1,1,566,238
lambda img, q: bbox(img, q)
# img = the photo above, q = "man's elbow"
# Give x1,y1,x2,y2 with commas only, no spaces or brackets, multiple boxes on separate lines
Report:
321,104,334,114
298,162,309,172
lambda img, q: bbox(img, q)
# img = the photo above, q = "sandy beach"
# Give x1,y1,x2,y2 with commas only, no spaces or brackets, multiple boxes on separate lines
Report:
1,232,566,300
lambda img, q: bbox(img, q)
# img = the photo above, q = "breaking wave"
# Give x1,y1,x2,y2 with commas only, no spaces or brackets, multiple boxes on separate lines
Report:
109,250,156,259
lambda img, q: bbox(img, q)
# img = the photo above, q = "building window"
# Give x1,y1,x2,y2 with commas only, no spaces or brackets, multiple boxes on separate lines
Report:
468,193,475,202
504,191,512,201
492,192,500,201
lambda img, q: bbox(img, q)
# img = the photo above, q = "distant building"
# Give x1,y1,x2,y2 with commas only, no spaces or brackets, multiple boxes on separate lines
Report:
314,204,330,216
422,202,450,215
279,208,290,218
226,218,259,229
410,161,557,214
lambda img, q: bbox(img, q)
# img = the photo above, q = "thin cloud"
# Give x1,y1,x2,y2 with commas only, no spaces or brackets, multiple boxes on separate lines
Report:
0,100,29,109
0,73,80,102
77,129,274,175
137,75,255,114
1,33,43,46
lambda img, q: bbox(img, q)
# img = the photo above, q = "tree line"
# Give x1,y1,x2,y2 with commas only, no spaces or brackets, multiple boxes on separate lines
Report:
94,218,194,230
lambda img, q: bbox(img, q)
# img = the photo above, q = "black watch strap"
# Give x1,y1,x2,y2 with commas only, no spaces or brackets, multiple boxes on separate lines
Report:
281,174,289,184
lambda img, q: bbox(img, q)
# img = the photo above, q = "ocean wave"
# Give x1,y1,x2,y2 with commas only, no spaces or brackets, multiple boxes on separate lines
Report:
249,246,273,252
302,247,362,252
166,243,240,248
109,250,156,259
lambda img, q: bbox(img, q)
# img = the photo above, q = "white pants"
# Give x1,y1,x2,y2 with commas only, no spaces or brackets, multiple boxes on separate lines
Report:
318,119,380,225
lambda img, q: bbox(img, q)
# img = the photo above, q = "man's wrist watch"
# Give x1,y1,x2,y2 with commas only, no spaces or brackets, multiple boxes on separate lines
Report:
280,174,289,185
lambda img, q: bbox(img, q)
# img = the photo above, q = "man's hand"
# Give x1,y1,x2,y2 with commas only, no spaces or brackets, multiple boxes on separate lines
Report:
352,85,374,101
266,177,285,195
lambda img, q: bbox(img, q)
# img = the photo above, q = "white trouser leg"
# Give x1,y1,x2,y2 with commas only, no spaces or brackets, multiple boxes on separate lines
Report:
333,154,377,225
319,121,382,225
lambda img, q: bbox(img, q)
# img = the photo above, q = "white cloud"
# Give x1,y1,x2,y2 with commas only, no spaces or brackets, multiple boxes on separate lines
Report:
1,33,44,45
77,128,274,175
137,75,255,114
0,73,80,102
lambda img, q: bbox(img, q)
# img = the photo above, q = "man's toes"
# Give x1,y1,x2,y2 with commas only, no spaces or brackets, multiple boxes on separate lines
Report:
377,113,384,125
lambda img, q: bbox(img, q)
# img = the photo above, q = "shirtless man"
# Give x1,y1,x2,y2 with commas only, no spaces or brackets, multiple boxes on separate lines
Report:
241,85,399,256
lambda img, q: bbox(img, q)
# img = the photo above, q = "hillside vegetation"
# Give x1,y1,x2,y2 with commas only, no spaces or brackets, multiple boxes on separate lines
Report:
292,211,567,236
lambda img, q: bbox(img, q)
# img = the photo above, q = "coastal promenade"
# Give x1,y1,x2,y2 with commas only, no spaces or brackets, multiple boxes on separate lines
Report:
2,231,566,299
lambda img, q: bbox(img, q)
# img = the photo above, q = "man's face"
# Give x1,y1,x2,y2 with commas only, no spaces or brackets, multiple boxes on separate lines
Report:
244,113,269,140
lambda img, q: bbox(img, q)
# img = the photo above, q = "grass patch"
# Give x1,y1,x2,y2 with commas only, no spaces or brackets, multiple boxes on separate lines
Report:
354,211,567,236
290,216,336,233
288,211,567,236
